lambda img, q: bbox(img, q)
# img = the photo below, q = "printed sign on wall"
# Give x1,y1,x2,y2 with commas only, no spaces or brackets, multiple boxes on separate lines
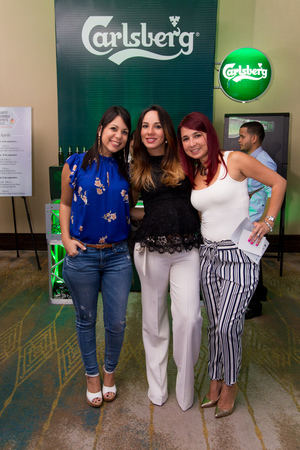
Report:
55,0,218,152
0,107,32,197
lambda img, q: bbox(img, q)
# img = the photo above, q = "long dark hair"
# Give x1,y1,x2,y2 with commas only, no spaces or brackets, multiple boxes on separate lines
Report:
131,105,184,191
177,112,225,186
82,106,131,180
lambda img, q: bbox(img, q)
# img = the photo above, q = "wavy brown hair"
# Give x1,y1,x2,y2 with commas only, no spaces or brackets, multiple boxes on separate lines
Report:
131,105,184,191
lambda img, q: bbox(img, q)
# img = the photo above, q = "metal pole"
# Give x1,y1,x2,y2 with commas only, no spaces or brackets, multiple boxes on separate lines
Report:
22,196,41,270
11,197,20,257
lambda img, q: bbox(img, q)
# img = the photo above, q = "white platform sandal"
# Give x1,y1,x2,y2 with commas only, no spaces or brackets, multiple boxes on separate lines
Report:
86,374,103,408
102,366,117,402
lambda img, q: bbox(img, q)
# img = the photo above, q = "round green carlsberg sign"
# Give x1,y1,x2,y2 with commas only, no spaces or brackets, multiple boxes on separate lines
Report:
219,48,272,102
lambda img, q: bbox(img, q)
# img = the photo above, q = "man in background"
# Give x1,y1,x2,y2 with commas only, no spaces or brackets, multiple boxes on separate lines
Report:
239,121,277,319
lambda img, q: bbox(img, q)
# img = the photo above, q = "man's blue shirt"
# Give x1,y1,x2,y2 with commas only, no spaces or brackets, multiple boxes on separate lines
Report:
248,146,277,222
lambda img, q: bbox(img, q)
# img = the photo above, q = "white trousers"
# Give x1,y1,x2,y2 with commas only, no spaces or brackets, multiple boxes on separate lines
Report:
134,245,202,411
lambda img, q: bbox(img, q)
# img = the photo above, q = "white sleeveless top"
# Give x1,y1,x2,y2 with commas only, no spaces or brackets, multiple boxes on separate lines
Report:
191,151,249,242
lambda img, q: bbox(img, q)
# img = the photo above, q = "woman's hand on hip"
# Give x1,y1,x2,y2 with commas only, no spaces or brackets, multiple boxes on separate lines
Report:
63,237,86,257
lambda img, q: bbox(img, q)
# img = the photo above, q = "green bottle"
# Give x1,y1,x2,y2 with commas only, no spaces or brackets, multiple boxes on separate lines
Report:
82,146,86,153
75,146,80,154
68,146,72,158
58,146,64,166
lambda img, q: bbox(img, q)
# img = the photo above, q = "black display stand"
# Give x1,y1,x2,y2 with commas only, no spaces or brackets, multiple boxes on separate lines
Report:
278,196,286,276
11,197,41,270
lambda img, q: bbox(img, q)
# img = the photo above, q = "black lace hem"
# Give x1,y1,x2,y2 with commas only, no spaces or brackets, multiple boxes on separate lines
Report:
137,233,201,254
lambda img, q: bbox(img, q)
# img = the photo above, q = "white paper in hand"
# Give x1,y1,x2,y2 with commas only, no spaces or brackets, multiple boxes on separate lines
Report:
238,229,269,262
231,218,269,264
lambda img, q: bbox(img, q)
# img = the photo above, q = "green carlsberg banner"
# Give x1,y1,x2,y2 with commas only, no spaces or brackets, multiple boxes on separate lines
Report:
55,0,218,152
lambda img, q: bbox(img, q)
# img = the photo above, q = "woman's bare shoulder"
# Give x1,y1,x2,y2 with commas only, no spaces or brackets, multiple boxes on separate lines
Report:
227,150,246,160
227,150,251,165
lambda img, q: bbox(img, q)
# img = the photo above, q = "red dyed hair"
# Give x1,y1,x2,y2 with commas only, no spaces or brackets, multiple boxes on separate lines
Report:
177,112,225,186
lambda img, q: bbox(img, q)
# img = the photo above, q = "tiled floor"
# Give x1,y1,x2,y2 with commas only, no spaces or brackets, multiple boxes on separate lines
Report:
0,251,299,449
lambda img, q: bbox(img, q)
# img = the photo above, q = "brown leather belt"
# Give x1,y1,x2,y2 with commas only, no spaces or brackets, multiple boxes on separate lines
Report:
72,238,116,249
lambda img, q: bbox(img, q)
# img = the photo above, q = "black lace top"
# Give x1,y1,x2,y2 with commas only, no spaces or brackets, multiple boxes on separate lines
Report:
134,155,201,253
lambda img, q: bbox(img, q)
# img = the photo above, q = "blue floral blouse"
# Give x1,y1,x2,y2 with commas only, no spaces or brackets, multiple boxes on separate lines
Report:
66,153,130,244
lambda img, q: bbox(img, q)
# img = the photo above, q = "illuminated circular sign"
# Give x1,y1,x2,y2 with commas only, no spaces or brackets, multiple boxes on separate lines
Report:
219,48,272,102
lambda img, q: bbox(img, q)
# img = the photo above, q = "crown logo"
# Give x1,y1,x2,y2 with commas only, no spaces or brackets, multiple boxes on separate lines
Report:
169,16,180,27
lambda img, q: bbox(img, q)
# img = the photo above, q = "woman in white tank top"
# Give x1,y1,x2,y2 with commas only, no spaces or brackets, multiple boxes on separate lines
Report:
177,112,286,418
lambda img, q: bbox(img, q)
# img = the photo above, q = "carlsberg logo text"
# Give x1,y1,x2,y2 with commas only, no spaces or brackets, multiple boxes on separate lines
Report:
82,16,196,65
222,62,268,83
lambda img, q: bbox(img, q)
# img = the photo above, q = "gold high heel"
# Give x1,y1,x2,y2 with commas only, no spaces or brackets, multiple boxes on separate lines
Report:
215,384,238,418
214,404,235,418
201,395,219,408
201,379,223,408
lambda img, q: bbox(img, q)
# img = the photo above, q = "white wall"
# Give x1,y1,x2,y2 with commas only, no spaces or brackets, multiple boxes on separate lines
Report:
0,1,58,233
0,0,299,233
214,0,300,233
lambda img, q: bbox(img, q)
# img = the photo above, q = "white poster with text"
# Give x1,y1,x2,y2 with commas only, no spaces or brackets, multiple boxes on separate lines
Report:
0,107,32,196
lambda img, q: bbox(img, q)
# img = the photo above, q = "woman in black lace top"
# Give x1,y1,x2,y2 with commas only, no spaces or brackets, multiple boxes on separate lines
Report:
130,105,202,411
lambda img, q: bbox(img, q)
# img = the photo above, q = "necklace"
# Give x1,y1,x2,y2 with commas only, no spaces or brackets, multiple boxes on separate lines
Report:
199,165,208,176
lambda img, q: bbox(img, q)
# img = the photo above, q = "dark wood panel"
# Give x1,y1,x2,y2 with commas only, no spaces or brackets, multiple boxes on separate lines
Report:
0,233,47,251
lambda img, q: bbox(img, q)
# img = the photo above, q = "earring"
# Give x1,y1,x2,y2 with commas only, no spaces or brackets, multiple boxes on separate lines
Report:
165,140,168,144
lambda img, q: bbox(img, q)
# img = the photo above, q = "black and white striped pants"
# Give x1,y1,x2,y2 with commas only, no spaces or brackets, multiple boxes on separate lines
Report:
200,239,259,385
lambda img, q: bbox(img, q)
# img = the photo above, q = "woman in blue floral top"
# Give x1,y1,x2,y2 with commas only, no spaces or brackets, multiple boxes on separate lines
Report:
60,106,133,408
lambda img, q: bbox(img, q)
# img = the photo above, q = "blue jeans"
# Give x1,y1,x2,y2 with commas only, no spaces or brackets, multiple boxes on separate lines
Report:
62,241,132,375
